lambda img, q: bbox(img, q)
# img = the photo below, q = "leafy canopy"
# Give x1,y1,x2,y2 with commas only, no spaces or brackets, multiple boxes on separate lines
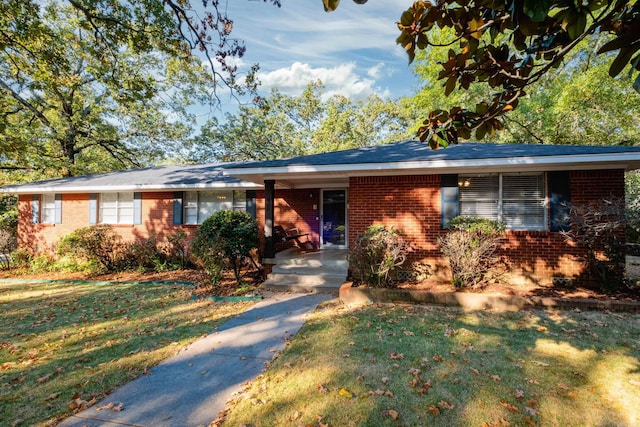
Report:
328,0,640,148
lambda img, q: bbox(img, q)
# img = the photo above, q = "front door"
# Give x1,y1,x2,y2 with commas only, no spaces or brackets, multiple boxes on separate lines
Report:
321,189,347,248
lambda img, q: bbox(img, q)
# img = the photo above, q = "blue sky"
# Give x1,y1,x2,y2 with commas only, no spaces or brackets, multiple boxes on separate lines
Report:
220,0,418,104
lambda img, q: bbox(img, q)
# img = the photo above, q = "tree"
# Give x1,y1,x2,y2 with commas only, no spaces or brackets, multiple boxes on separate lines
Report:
405,30,640,146
0,2,212,179
0,0,280,181
183,81,411,163
328,0,640,148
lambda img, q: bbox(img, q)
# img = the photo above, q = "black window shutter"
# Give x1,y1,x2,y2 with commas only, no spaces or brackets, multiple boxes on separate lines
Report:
441,174,459,228
173,192,183,225
246,190,256,220
548,171,571,232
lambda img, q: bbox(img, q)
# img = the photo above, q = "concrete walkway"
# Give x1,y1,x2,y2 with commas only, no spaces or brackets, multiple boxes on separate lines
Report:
58,292,333,427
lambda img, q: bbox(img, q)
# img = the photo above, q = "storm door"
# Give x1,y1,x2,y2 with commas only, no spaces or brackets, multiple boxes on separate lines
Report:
320,189,347,248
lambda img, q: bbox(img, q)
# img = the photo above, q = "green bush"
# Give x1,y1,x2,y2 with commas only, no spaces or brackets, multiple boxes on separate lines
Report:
439,216,504,289
191,211,259,286
57,225,122,272
347,225,408,288
10,248,32,270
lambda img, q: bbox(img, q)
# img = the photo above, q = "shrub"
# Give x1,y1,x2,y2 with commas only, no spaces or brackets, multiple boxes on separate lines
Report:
116,234,173,272
347,225,408,287
0,229,17,270
10,248,32,269
57,225,122,272
191,211,259,285
439,216,504,289
166,229,191,269
561,198,627,290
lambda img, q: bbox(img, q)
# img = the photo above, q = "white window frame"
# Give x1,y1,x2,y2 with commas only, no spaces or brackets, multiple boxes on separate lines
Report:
41,193,56,224
459,173,547,230
183,190,245,225
100,192,134,224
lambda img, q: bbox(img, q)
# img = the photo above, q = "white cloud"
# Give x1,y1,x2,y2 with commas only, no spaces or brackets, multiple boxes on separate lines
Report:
256,62,389,100
367,63,386,79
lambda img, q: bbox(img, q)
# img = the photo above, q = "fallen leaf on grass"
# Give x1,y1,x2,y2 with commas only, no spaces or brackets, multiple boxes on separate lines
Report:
382,409,400,419
390,351,404,360
11,419,23,427
438,400,454,410
556,383,570,390
491,375,502,382
628,379,640,386
339,388,353,398
43,392,60,401
428,405,441,416
532,361,549,367
515,389,525,399
382,376,389,384
525,406,538,416
500,400,521,413
317,384,328,394
36,373,52,384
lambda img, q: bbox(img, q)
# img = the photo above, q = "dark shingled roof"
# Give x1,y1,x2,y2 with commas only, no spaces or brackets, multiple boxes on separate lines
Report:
4,141,640,193
0,162,259,193
229,141,640,169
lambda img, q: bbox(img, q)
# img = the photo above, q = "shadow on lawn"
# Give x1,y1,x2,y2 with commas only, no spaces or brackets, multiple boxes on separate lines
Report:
0,281,248,426
222,302,640,427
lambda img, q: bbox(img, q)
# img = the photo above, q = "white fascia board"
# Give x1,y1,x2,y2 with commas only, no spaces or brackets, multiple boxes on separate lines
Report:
1,182,263,194
225,152,640,179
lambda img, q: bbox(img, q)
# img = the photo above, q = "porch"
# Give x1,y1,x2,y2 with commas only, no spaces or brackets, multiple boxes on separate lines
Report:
261,247,348,294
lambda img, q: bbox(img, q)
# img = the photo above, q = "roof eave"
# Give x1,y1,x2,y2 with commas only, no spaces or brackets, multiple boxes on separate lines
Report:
0,182,263,194
225,153,640,185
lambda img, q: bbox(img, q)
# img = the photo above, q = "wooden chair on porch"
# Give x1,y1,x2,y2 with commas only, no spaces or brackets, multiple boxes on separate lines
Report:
273,225,315,251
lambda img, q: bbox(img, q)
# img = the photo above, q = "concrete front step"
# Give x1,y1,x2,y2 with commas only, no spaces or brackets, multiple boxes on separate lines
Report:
261,281,342,294
274,258,349,269
270,264,347,276
265,272,346,287
262,248,348,293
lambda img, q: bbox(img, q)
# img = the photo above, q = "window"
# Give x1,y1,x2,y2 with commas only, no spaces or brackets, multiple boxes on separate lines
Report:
182,190,244,225
32,194,61,224
42,194,57,224
100,192,134,224
459,173,546,230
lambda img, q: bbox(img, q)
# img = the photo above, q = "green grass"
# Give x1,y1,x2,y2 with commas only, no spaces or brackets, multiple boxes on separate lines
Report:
0,280,253,427
223,302,640,427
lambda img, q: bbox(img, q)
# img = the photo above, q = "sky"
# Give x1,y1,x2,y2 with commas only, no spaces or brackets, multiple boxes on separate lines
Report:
216,0,419,107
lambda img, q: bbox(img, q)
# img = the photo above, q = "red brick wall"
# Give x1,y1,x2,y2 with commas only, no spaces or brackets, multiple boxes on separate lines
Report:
17,192,199,252
255,188,320,250
348,170,626,286
16,169,626,285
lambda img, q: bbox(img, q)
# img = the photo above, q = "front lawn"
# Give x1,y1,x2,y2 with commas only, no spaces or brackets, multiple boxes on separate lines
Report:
222,302,640,427
0,279,253,426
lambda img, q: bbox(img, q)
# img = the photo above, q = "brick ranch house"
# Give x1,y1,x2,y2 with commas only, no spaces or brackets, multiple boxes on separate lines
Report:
4,141,640,285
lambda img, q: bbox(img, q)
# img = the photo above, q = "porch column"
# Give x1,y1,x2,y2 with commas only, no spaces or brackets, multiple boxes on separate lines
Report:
264,179,276,258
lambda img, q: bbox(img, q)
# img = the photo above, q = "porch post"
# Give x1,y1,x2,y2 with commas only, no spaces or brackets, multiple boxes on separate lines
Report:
264,179,276,258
